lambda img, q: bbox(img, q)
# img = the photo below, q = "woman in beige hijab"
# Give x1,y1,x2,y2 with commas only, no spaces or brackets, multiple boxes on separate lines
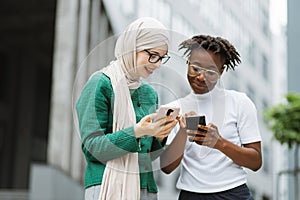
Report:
76,17,177,200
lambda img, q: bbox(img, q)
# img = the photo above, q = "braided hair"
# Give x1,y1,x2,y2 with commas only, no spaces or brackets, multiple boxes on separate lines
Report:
179,35,241,71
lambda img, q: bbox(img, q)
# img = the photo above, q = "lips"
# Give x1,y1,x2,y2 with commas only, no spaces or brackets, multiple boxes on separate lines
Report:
145,66,153,74
193,82,207,89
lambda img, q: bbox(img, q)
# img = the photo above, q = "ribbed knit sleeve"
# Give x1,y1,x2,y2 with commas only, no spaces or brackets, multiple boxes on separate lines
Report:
76,73,139,163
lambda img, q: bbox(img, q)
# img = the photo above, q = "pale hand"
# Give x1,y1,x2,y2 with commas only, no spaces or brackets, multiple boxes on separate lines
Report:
134,113,177,141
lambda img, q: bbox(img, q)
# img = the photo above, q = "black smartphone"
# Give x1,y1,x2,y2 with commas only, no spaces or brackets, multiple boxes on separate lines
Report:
186,115,206,142
186,115,206,130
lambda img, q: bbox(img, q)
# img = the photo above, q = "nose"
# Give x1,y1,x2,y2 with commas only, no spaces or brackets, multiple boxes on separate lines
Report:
196,71,206,81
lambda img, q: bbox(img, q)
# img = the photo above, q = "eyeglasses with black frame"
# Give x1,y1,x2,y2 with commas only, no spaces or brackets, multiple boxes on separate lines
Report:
144,49,170,64
187,60,220,83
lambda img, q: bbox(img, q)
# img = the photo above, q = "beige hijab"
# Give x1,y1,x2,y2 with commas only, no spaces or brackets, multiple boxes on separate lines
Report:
98,17,169,200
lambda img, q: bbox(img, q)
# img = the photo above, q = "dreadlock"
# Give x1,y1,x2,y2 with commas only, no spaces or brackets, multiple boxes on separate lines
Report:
179,35,241,71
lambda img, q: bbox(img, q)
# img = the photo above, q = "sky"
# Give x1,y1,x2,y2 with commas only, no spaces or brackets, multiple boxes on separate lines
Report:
269,0,287,34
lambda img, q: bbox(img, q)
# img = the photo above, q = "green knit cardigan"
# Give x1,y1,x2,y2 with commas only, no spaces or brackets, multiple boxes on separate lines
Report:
76,72,165,192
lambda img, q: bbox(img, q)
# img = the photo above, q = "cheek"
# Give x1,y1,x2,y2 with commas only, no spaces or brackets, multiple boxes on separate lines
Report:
136,54,148,67
187,74,192,84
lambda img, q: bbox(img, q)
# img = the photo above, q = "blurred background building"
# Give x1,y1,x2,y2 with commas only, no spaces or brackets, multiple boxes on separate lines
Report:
1,0,297,199
287,0,300,200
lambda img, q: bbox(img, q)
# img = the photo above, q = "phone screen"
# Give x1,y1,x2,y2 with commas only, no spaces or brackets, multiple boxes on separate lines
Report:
186,116,206,130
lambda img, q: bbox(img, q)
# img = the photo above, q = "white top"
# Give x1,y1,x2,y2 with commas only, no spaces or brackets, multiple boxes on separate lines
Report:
166,86,261,193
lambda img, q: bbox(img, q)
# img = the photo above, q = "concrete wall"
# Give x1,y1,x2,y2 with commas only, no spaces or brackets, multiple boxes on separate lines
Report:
29,164,84,200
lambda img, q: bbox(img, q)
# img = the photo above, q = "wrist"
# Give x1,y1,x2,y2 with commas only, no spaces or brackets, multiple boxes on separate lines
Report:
216,136,226,150
134,124,143,138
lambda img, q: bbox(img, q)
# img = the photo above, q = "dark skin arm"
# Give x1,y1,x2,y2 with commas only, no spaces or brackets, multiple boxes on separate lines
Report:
160,115,188,174
190,123,262,171
160,127,187,174
161,114,262,173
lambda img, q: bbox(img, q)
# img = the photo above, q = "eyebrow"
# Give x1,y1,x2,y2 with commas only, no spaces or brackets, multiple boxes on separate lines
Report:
149,49,168,57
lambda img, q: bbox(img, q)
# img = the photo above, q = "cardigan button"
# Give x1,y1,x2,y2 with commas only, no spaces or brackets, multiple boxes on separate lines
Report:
137,102,141,107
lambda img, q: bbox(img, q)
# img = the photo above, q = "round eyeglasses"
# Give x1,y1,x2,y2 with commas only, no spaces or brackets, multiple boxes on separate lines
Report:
144,49,170,64
187,61,220,83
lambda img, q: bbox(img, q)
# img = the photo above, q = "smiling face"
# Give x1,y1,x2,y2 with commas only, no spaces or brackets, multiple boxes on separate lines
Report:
187,49,225,94
136,44,168,78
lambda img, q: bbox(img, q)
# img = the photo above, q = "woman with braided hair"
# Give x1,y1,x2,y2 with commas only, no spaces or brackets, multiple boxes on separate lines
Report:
160,35,262,200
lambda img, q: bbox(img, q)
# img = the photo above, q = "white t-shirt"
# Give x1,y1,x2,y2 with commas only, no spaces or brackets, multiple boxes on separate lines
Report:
166,86,261,193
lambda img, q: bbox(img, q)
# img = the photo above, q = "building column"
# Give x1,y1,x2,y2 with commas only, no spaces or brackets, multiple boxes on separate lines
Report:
48,0,80,174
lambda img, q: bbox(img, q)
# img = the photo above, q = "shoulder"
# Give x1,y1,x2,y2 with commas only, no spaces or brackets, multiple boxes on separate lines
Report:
80,72,113,100
85,72,113,93
225,89,257,111
225,89,244,97
140,82,156,92
225,89,252,102
88,72,111,87
139,82,158,96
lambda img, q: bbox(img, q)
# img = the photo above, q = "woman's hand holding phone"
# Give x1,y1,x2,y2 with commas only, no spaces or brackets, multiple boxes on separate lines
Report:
134,113,178,140
191,123,221,148
153,106,180,122
186,115,208,144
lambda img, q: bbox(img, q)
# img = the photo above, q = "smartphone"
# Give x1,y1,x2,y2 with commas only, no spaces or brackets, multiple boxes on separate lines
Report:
186,115,206,130
153,106,180,122
186,115,206,142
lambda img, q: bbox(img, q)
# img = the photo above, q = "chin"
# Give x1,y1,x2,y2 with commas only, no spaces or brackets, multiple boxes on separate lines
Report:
143,71,152,78
193,88,209,94
140,73,149,79
195,91,207,94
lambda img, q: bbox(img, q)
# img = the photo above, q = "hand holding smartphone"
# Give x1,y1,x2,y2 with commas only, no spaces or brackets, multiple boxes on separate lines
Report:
186,115,207,142
186,115,206,130
153,106,180,122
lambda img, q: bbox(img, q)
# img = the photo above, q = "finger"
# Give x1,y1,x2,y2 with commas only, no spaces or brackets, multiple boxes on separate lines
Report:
162,122,177,134
148,113,158,121
157,118,176,127
140,114,154,124
155,129,169,138
162,126,175,135
198,125,208,132
188,132,205,137
195,140,204,145
191,136,205,143
186,129,197,135
152,117,166,128
207,123,217,129
187,111,197,116
188,136,194,142
188,135,204,143
175,115,181,120
165,120,177,128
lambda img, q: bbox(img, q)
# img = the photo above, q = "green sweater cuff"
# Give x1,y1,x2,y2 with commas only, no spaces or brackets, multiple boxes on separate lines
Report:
84,126,140,162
